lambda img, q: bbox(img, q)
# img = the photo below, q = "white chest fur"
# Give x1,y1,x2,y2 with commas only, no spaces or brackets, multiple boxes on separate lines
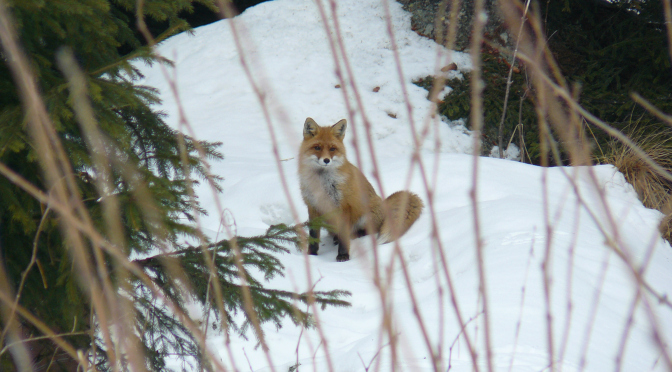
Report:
300,166,344,213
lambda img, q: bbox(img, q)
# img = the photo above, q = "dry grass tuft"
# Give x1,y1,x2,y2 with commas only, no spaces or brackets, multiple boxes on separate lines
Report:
660,213,672,245
596,125,672,244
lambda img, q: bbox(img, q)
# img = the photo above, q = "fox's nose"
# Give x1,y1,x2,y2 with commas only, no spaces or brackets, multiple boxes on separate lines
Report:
323,158,330,164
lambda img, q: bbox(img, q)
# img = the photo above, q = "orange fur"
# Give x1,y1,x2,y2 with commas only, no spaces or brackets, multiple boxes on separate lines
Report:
298,117,423,261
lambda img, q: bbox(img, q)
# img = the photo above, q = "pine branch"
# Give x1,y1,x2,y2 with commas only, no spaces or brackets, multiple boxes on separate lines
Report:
134,224,351,346
88,22,186,78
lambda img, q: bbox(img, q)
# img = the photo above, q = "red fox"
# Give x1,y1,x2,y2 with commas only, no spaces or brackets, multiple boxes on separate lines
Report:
298,117,424,261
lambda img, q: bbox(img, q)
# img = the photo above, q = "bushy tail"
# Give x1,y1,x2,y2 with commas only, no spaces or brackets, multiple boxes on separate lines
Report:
377,191,424,244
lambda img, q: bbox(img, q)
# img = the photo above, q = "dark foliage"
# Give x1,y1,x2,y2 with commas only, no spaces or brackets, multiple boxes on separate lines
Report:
433,0,672,165
113,0,272,55
80,224,350,371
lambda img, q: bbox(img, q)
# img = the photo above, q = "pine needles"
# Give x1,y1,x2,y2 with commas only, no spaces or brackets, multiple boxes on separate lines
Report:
124,224,351,370
136,224,351,338
0,1,351,370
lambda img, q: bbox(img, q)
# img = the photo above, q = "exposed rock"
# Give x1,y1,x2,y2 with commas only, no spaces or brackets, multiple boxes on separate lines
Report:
396,0,512,53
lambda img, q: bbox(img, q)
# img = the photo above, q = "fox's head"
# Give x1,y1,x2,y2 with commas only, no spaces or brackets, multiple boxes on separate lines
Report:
300,117,347,168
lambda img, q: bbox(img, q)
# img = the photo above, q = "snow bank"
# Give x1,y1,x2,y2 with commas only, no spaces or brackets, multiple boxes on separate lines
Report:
137,0,672,371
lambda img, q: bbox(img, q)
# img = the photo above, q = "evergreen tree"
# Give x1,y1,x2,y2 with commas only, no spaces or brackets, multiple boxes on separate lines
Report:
0,0,350,370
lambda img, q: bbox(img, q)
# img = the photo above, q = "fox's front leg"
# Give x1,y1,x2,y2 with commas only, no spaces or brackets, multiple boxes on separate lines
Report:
334,215,352,262
307,207,321,255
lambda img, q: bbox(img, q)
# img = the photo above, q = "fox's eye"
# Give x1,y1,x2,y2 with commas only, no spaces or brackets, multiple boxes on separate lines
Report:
329,147,336,152
314,145,321,151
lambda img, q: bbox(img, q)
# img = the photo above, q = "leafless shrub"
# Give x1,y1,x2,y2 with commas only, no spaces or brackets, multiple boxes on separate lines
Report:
2,0,672,371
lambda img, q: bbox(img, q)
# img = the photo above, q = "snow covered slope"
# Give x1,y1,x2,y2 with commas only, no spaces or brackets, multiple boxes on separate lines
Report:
136,0,672,371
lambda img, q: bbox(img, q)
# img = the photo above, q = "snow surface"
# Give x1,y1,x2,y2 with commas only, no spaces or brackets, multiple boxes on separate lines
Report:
136,0,672,371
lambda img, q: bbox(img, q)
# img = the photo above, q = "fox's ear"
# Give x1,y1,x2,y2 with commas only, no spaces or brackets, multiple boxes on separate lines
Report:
303,118,319,139
331,119,347,140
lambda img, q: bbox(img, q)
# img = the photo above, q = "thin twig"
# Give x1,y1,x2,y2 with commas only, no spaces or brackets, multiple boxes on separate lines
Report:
447,312,483,371
380,0,482,370
0,205,51,345
507,229,536,372
467,0,495,371
497,0,531,159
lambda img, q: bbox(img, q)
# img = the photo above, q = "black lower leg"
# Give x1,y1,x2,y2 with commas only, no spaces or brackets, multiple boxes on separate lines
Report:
336,234,350,262
355,228,368,238
308,228,320,255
